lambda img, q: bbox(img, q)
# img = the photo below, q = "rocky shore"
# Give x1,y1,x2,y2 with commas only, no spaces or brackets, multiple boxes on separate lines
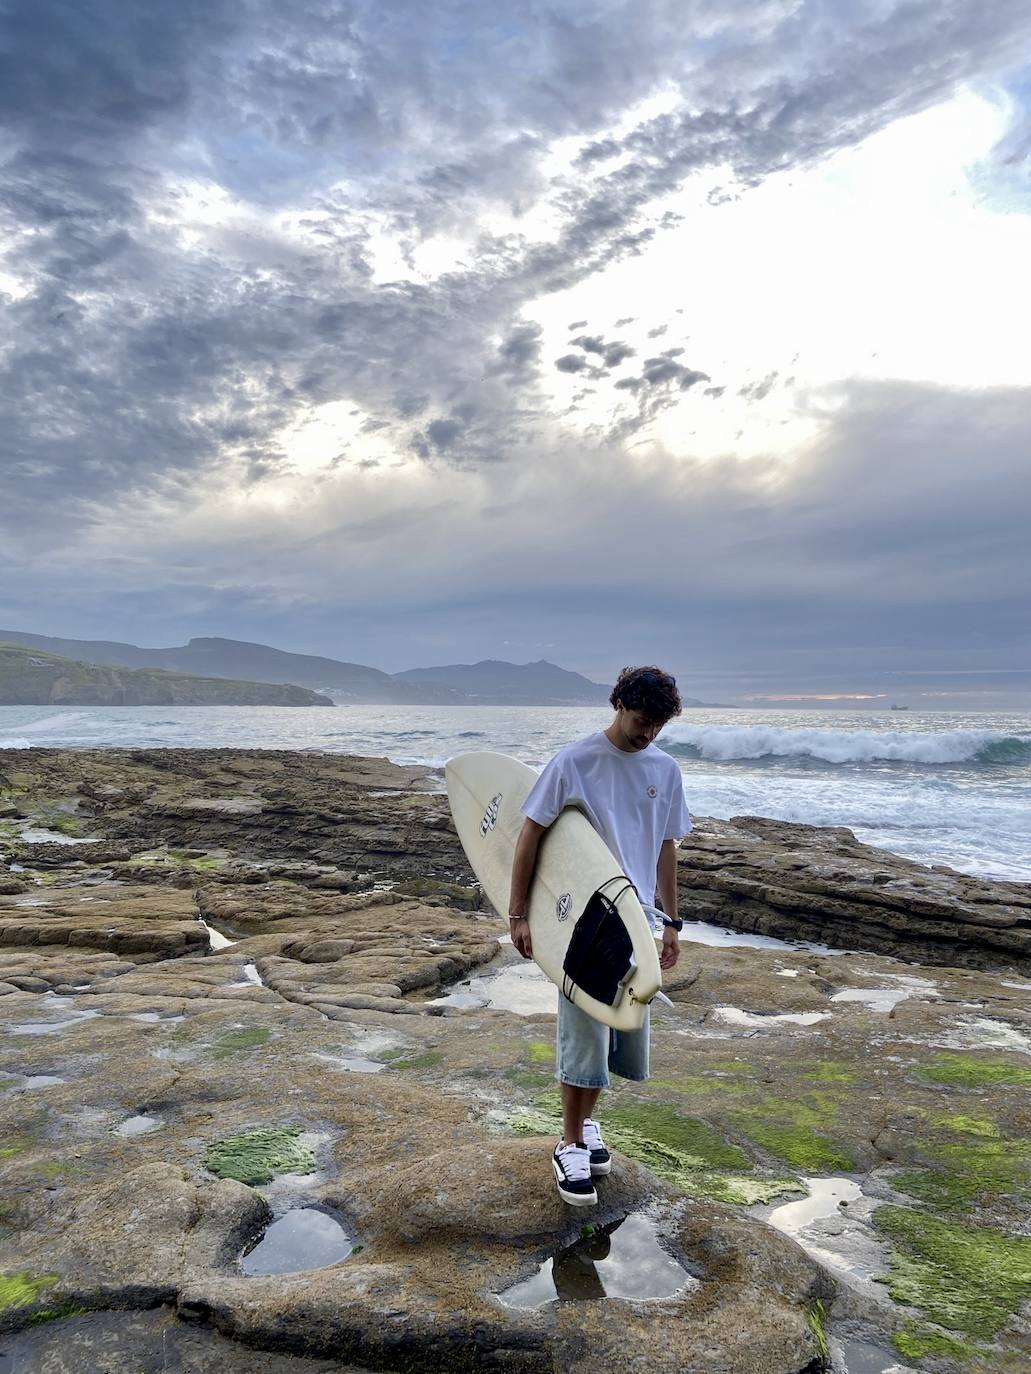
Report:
1,747,1029,1373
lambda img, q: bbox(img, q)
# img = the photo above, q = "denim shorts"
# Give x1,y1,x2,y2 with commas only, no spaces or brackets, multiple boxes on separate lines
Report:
555,996,650,1089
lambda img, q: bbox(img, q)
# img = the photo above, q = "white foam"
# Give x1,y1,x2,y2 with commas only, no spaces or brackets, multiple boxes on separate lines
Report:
0,737,32,749
661,723,1013,766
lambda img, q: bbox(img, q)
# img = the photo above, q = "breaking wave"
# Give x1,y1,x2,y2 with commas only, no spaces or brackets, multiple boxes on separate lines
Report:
0,737,32,750
660,725,1031,767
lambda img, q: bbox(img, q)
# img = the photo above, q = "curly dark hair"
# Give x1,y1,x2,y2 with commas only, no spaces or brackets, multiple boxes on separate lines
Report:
609,665,682,722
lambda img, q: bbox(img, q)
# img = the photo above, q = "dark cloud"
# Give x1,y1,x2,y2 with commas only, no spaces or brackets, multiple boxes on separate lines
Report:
570,335,607,354
739,372,779,400
2,0,1030,693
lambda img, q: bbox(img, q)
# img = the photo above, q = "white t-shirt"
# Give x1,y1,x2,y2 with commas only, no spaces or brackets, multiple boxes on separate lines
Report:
521,730,692,912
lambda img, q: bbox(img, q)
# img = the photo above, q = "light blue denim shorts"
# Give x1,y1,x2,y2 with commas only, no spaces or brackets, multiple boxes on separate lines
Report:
555,996,650,1089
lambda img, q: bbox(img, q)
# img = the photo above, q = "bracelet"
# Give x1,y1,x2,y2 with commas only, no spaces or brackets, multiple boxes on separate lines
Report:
661,916,683,932
508,913,527,922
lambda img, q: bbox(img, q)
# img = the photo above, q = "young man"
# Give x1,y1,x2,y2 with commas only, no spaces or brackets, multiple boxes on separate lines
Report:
507,665,691,1206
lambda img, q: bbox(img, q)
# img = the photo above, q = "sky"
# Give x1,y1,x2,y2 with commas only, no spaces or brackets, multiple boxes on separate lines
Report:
2,0,1030,706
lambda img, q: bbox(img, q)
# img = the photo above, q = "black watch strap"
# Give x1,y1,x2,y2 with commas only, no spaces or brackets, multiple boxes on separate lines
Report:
661,916,683,932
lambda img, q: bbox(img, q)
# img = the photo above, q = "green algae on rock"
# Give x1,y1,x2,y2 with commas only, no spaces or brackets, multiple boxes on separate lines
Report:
731,1098,855,1172
203,1126,315,1186
507,1096,798,1204
892,1321,979,1362
212,1028,272,1060
0,1271,59,1316
916,1054,1031,1089
874,1205,1031,1337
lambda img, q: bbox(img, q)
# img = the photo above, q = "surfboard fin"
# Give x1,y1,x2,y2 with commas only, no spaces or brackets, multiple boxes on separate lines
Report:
653,991,674,1008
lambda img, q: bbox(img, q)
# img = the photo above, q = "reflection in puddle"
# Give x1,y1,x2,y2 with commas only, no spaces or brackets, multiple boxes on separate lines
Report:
314,1053,386,1073
127,1012,185,1024
240,1207,354,1275
766,1177,861,1239
498,1214,696,1308
8,1009,101,1035
433,961,557,1016
114,1114,163,1137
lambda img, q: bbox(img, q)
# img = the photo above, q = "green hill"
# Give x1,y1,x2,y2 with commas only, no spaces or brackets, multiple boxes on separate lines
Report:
0,644,333,707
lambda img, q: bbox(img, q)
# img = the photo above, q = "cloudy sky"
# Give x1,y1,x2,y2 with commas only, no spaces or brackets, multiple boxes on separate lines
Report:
2,0,1030,705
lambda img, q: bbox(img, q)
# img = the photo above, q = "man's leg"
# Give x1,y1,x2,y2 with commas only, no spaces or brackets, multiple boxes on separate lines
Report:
561,1081,602,1147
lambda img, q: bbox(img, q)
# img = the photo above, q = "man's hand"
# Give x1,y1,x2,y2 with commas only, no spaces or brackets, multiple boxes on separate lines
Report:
659,925,680,971
510,916,533,960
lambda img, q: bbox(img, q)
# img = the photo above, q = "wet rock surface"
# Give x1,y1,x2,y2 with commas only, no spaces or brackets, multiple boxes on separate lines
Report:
678,815,1031,974
1,746,1030,1373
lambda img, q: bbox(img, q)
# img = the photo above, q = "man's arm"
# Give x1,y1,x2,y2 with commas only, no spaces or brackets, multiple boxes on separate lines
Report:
507,816,547,959
656,837,680,971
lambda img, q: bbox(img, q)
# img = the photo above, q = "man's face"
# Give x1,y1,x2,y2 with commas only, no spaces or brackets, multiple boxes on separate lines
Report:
615,705,667,751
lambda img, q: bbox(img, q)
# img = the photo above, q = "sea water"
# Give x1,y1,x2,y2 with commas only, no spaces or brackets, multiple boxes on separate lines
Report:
0,704,1028,880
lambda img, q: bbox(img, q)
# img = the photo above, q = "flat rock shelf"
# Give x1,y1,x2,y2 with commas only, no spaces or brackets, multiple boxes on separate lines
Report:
1,745,1030,1373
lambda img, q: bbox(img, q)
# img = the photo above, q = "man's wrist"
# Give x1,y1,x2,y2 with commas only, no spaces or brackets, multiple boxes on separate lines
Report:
508,913,527,922
661,916,683,932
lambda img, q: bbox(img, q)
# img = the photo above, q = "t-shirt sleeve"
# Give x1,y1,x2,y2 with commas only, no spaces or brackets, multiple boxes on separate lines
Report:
521,754,572,827
663,770,692,841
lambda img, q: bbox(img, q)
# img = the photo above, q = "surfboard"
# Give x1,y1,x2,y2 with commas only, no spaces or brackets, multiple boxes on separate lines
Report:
445,751,662,1031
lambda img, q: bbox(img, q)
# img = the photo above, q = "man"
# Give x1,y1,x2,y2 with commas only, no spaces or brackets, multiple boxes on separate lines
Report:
507,665,691,1206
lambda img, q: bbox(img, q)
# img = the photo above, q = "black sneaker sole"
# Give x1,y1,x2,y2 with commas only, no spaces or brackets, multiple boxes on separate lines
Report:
552,1159,598,1207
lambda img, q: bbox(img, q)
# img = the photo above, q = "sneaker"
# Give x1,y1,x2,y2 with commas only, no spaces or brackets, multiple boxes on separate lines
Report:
582,1118,611,1176
552,1142,598,1207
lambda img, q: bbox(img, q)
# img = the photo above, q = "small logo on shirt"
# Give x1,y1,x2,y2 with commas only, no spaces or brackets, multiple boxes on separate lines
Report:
647,786,658,797
556,893,572,922
480,793,502,835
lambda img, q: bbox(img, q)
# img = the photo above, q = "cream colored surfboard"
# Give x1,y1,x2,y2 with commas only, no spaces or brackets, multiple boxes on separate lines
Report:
445,751,662,1030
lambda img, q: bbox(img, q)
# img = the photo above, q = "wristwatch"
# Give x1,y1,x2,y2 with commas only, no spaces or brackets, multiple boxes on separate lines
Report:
661,916,684,931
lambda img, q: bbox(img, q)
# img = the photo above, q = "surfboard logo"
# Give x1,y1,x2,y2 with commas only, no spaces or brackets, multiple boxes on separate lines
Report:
480,793,502,836
556,893,572,922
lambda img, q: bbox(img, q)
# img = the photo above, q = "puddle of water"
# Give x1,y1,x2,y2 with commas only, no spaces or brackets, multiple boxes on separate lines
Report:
713,1007,831,1028
12,897,49,907
498,1213,697,1308
1002,980,1031,992
114,1114,162,1137
314,1052,386,1073
766,1177,862,1238
8,1010,101,1035
830,972,938,1014
681,920,846,957
127,1012,184,1024
17,1075,65,1090
18,827,102,844
834,1335,917,1374
755,1175,894,1286
433,961,558,1016
831,989,919,1012
240,1207,354,1275
930,1017,1031,1054
775,969,799,977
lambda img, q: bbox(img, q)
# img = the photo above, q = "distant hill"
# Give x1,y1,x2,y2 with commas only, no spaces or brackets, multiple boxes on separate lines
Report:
0,631,725,707
0,644,332,707
0,631,457,705
392,658,610,705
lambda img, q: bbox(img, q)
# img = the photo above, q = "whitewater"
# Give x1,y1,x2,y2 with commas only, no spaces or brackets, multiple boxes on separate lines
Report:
1,704,1028,881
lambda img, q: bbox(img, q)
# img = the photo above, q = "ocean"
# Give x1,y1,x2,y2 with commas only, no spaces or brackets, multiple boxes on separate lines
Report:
1,704,1028,882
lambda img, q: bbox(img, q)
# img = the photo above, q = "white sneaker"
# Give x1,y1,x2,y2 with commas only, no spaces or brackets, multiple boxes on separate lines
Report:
582,1118,611,1176
552,1142,598,1206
